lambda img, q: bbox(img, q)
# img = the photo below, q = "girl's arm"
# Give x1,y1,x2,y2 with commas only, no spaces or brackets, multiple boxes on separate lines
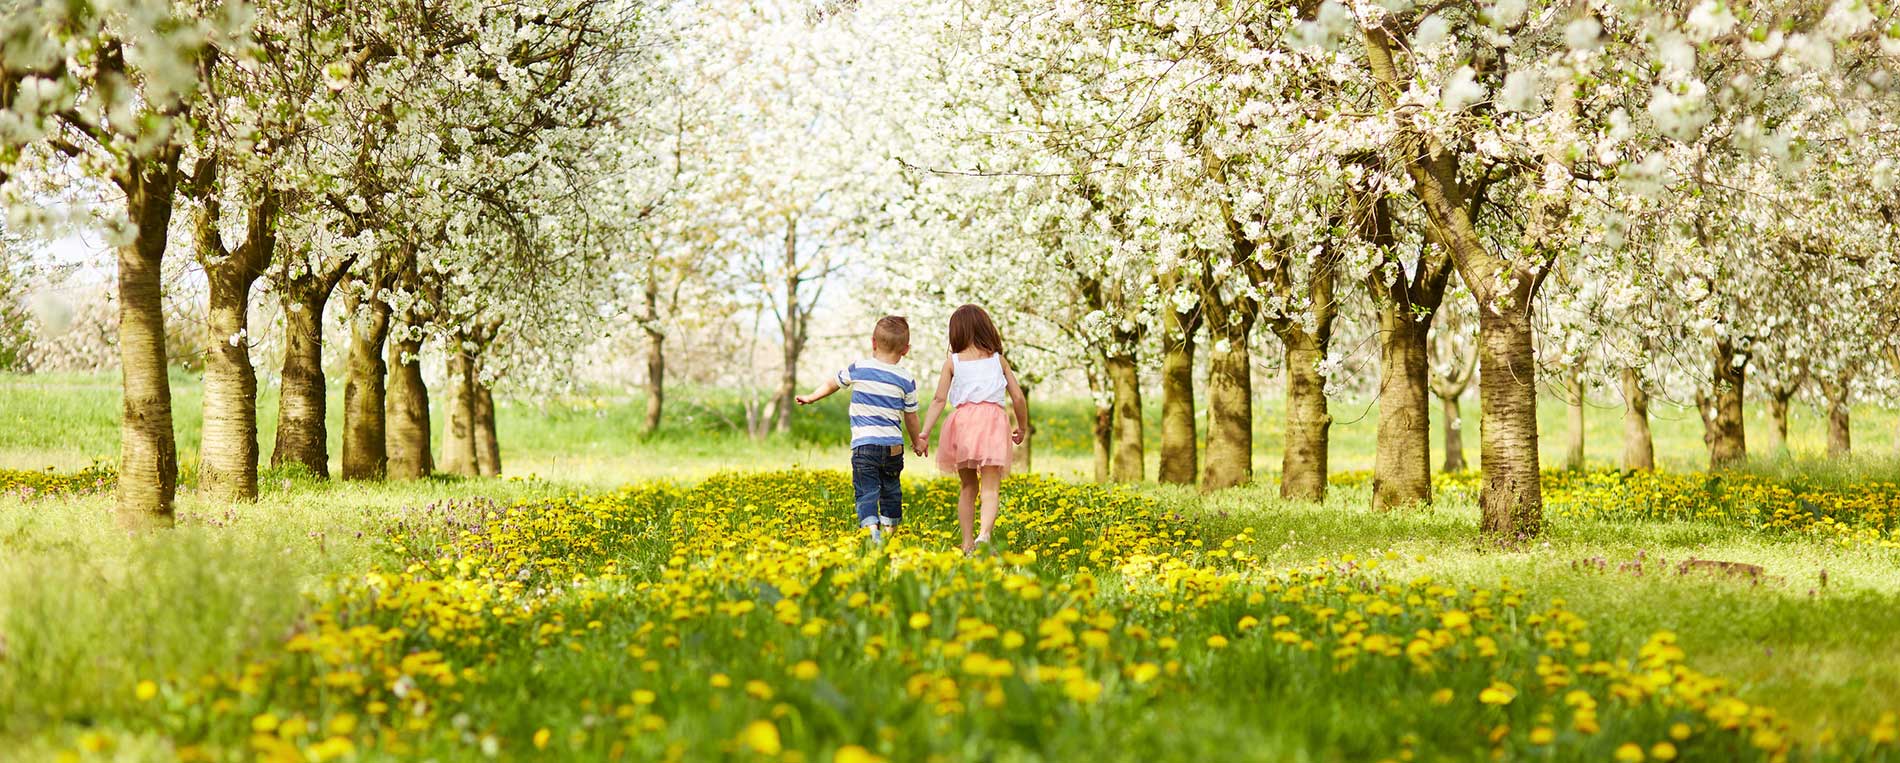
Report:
915,356,955,455
1000,353,1029,445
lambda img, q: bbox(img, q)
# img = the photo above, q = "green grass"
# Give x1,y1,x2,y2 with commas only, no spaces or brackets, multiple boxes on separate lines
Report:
2,371,1899,760
9,371,1896,482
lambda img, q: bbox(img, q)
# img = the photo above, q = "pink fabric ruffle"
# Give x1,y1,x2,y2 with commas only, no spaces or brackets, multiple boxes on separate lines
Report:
937,402,1012,474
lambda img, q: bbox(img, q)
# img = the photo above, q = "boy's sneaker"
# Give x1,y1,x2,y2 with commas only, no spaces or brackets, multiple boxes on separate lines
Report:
869,525,885,545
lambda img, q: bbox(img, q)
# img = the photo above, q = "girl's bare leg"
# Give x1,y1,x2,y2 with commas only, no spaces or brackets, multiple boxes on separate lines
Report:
958,468,979,552
977,466,1003,543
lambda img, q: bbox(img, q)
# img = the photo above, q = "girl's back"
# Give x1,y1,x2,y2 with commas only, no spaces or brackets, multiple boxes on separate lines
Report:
947,352,1007,406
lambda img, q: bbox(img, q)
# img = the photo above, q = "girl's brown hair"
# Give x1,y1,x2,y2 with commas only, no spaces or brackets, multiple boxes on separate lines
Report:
947,304,1003,355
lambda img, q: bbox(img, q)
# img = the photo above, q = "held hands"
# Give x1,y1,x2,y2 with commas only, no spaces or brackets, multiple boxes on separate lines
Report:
794,395,813,406
912,441,930,457
1011,426,1025,445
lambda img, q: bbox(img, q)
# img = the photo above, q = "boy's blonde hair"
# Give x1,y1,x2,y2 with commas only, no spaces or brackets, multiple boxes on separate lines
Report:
873,316,910,352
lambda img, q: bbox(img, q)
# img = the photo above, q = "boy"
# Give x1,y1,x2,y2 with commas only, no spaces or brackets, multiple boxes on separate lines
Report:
795,316,921,542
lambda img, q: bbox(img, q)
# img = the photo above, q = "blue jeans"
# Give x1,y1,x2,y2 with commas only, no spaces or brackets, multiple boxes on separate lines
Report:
851,445,904,527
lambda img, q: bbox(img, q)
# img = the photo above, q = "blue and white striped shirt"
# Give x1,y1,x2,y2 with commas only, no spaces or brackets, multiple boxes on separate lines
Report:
837,358,918,449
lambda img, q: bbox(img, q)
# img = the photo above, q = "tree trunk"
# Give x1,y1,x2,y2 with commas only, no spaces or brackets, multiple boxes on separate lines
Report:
385,328,431,479
1011,385,1033,473
1440,393,1467,472
771,219,807,435
1564,364,1586,471
1702,340,1747,469
384,256,431,479
1157,316,1198,486
441,343,478,477
1766,391,1792,455
198,255,263,503
1281,333,1331,501
272,277,333,477
1107,352,1143,482
475,382,500,476
1091,401,1112,484
341,276,393,481
643,325,665,436
193,186,273,504
1202,334,1253,490
1622,367,1654,471
1476,302,1543,541
1822,378,1851,458
1158,280,1199,486
115,153,182,526
1372,317,1431,509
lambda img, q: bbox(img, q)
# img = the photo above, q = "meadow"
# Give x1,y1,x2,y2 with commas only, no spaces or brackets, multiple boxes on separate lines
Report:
3,373,1899,762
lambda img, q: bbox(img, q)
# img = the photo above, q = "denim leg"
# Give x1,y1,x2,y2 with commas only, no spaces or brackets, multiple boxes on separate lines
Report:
851,448,880,527
878,448,904,525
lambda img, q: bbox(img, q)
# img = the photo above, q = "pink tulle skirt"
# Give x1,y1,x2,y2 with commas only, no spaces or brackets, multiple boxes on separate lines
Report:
937,402,1012,474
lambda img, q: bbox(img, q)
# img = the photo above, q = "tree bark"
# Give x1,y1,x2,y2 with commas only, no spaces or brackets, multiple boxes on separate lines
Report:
1280,332,1331,501
1011,384,1033,473
1564,364,1586,471
1766,392,1792,455
1363,20,1545,539
271,263,346,478
441,342,478,477
1091,399,1112,484
384,258,431,480
1373,316,1432,508
384,328,431,479
194,186,274,504
1431,334,1476,475
1201,333,1253,490
1086,358,1112,483
1622,367,1654,471
1364,188,1449,509
1157,272,1200,486
1440,393,1467,472
643,326,665,436
1822,376,1852,458
1700,339,1748,469
340,270,394,481
770,219,811,435
1475,301,1543,540
1106,352,1143,482
115,151,183,526
475,381,500,476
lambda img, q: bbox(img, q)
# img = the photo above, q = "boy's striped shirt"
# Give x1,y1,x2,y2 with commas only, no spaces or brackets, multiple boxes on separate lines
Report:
838,358,918,448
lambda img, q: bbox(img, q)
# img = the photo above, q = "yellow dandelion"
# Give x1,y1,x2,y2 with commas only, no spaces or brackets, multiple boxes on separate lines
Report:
739,720,782,755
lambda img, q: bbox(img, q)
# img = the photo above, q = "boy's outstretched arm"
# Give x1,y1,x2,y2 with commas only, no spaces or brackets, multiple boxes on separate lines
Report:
795,377,841,405
1000,354,1029,445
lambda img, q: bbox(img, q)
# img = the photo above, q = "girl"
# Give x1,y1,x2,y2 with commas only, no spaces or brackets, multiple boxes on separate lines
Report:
916,304,1029,555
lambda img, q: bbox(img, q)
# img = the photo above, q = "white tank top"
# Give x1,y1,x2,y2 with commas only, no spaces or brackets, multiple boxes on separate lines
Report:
947,354,1009,406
